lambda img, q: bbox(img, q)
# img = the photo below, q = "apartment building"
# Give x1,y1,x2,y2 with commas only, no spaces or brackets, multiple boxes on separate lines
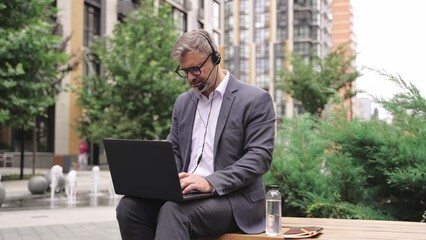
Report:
223,0,333,120
1,0,355,168
332,0,357,120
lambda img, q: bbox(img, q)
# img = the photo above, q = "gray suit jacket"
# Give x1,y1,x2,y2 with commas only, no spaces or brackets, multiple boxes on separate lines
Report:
167,74,276,233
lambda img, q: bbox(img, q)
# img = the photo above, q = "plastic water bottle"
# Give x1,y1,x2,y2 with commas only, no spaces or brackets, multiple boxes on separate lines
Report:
265,184,282,236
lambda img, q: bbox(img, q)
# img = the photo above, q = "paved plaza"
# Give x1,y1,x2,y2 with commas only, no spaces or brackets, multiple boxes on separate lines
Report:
0,167,122,240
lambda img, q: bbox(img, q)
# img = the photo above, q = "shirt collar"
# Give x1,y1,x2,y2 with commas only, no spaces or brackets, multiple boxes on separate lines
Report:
196,70,230,100
215,70,230,97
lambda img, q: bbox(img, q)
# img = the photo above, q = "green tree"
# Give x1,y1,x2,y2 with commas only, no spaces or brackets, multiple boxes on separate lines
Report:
265,114,332,216
0,0,68,178
76,2,186,143
277,46,360,116
374,71,426,221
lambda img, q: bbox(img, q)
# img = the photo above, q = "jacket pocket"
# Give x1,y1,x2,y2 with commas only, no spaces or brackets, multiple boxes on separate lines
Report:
248,187,265,203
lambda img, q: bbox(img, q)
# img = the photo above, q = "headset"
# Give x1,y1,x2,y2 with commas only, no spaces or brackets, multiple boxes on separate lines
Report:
198,32,221,65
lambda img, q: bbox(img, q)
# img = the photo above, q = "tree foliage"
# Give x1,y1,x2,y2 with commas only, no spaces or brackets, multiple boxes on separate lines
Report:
267,72,426,221
0,0,67,128
277,46,360,116
76,2,186,143
0,0,68,178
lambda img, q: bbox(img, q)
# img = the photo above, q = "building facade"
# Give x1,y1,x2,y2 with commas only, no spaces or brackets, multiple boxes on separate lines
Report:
332,0,356,120
1,0,356,168
223,0,333,120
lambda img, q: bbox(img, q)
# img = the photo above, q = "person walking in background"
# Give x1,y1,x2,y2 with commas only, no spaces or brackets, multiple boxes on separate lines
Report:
78,140,89,170
115,29,276,239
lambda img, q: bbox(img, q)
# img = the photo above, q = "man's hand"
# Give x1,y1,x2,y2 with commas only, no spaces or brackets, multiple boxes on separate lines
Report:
179,172,213,194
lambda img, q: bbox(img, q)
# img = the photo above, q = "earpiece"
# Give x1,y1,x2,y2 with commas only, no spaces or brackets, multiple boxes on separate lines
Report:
198,32,221,65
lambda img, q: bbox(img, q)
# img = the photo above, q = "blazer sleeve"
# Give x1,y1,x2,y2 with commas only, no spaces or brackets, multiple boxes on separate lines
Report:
167,94,184,172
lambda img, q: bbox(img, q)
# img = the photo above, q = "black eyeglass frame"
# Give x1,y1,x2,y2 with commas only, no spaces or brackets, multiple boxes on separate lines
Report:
175,54,212,78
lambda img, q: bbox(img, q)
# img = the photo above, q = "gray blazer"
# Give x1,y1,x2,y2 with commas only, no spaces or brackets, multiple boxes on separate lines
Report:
167,74,276,233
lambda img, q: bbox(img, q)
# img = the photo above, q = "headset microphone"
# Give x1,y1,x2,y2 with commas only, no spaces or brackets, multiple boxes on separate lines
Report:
198,80,207,91
197,61,217,92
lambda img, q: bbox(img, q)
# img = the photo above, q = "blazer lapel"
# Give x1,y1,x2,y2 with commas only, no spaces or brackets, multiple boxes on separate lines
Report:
214,76,238,158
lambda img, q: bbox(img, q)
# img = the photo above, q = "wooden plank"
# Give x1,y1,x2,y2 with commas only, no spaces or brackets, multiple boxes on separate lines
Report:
197,217,426,240
283,217,426,240
204,233,283,240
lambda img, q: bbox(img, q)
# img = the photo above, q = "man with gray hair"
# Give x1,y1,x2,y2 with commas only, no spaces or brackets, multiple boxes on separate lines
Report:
116,29,276,239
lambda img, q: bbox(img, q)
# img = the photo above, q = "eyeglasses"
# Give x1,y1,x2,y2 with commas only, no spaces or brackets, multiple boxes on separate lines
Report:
175,54,211,78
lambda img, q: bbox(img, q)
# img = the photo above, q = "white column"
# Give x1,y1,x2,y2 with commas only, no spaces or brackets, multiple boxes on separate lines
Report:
55,0,72,155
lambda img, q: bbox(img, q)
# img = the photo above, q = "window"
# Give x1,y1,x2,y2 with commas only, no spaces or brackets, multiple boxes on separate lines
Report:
240,46,249,58
225,0,233,17
277,10,287,28
255,14,267,28
255,27,269,43
276,27,287,41
278,0,287,10
84,1,101,47
225,14,234,29
274,43,285,58
256,58,268,75
240,29,249,44
213,30,220,46
256,44,269,57
172,7,187,34
213,1,220,29
239,73,248,83
225,46,234,59
240,0,249,14
295,0,307,8
225,29,233,45
240,59,249,74
255,0,269,10
255,44,270,89
240,14,250,29
84,1,101,76
311,13,319,26
294,26,310,39
294,42,311,56
311,0,319,9
224,46,235,74
275,57,285,73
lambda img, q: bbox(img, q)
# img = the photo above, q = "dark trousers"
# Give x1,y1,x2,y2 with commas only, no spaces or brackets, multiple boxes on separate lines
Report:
116,196,240,240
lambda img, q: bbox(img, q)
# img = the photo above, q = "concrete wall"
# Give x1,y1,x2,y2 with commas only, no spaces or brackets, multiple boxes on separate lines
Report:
5,152,78,170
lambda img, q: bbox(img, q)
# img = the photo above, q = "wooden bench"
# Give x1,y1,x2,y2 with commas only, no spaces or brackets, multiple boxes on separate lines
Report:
198,217,426,240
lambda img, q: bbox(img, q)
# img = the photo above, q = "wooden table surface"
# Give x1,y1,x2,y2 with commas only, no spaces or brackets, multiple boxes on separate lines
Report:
208,217,426,240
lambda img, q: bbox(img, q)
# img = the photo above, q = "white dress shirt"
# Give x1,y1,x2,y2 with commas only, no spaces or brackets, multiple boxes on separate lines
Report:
188,71,230,177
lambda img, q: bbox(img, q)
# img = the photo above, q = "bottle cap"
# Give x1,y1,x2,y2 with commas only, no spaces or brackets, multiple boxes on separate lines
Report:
268,184,279,190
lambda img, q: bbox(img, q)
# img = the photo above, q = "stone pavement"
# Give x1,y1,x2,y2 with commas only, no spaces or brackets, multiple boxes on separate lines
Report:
0,167,122,240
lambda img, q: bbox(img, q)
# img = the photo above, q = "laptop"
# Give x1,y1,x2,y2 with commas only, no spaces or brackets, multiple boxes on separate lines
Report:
103,138,217,201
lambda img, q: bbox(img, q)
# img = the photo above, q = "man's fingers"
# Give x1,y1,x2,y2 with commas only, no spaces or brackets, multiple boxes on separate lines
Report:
178,172,190,179
182,184,194,194
180,174,212,194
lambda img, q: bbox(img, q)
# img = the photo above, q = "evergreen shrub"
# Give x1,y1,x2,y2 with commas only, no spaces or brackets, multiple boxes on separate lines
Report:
266,73,426,221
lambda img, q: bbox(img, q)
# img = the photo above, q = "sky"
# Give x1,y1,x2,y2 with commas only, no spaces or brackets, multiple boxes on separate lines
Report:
352,0,426,103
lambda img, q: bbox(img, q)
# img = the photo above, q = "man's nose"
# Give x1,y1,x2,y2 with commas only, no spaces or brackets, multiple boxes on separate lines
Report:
187,72,197,82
